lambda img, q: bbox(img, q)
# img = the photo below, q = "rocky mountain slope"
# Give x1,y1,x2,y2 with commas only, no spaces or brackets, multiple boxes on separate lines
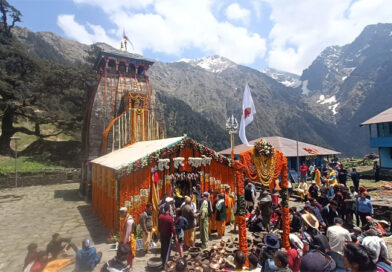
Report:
11,24,392,155
262,68,302,88
299,23,392,155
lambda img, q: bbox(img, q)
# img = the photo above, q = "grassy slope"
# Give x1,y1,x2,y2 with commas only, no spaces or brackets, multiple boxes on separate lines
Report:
0,155,64,175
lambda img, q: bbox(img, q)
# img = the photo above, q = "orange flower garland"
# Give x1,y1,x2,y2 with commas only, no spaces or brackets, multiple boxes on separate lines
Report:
240,141,290,250
234,161,249,267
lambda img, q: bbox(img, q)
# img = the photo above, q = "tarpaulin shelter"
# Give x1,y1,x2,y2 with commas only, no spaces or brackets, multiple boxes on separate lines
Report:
91,136,234,232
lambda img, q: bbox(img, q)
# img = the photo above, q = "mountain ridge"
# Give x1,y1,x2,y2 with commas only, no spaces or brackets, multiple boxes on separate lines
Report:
10,24,392,156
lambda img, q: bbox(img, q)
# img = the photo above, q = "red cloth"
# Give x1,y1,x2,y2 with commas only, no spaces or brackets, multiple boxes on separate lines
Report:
30,261,46,272
153,172,159,184
287,248,301,272
299,165,308,176
24,252,38,268
158,213,176,238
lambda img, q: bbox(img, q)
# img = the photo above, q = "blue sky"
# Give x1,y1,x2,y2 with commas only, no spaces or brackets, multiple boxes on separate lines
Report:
11,0,392,74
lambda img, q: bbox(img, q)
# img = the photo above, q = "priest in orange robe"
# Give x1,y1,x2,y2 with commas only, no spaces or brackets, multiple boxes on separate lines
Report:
225,186,234,225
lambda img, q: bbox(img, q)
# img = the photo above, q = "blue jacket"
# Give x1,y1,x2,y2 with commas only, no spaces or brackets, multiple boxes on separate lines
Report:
74,247,100,271
356,198,373,214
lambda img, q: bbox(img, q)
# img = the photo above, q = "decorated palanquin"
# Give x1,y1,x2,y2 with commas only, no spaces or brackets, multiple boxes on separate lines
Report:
91,136,234,233
233,139,290,264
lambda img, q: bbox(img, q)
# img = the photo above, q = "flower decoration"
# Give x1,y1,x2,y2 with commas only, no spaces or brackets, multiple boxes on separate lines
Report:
116,137,232,178
173,157,185,169
254,139,274,157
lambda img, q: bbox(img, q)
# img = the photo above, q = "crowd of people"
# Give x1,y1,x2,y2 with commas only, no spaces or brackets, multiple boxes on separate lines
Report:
242,160,392,272
23,160,392,272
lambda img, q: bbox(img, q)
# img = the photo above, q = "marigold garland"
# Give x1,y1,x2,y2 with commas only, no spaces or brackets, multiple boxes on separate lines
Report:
234,161,249,267
240,142,290,250
252,148,276,186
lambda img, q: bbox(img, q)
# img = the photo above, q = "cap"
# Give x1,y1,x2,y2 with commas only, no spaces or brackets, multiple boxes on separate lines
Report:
165,197,174,202
203,192,210,197
82,238,90,249
119,207,128,212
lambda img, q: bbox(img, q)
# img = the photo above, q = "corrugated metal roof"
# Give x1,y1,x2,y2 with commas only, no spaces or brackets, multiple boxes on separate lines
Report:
91,136,184,170
219,136,340,157
360,107,392,126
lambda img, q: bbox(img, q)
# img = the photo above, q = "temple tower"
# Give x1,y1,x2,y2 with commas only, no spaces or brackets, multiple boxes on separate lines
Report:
81,42,164,195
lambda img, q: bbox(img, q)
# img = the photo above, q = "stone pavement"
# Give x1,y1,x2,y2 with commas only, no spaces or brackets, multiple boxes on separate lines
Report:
0,182,242,271
0,182,184,272
0,183,110,271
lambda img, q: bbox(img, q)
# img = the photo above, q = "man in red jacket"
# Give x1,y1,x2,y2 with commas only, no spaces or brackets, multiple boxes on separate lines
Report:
158,204,177,267
300,162,308,182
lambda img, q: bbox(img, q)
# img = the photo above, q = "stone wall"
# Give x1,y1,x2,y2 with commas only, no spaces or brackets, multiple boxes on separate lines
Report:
0,169,81,189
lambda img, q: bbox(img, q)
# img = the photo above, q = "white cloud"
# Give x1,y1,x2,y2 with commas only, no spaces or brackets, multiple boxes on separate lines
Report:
225,3,251,24
265,0,392,74
57,14,118,46
57,0,266,65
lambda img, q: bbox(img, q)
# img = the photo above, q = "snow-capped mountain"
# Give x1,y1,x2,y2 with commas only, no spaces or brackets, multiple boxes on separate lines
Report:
299,23,392,155
262,67,302,88
178,55,236,73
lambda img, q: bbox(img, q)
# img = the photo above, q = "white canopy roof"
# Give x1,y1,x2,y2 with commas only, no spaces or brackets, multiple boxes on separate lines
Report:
92,136,185,170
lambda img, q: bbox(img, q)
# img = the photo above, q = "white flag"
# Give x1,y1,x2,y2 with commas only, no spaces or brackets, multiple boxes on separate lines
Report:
239,82,256,146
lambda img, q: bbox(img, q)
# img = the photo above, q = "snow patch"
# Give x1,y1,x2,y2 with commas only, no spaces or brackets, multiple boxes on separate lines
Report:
177,58,192,63
317,95,339,115
301,80,310,95
342,76,347,81
262,67,302,88
316,95,325,103
328,103,340,115
197,56,235,72
319,95,337,105
182,56,236,73
281,80,302,88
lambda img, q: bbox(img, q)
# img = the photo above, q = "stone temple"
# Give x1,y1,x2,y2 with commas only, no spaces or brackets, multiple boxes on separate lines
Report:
81,41,164,196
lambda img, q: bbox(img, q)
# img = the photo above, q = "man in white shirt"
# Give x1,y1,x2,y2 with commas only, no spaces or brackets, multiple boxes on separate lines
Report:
362,229,391,264
326,217,351,255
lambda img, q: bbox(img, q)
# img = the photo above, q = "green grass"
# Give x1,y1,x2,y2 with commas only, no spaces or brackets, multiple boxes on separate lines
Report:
0,156,64,176
340,157,373,169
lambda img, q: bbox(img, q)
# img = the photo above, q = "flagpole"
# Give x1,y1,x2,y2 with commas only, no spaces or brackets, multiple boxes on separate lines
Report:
296,128,299,177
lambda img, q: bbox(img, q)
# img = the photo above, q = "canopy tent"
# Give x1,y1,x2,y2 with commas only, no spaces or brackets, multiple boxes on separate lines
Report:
91,136,235,232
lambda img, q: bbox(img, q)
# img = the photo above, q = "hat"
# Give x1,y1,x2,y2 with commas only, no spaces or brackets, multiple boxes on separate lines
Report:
300,250,336,272
82,239,90,250
259,191,272,202
203,192,210,197
311,180,316,184
165,197,174,202
301,213,319,229
378,220,390,226
119,207,128,212
263,234,280,249
353,227,362,232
